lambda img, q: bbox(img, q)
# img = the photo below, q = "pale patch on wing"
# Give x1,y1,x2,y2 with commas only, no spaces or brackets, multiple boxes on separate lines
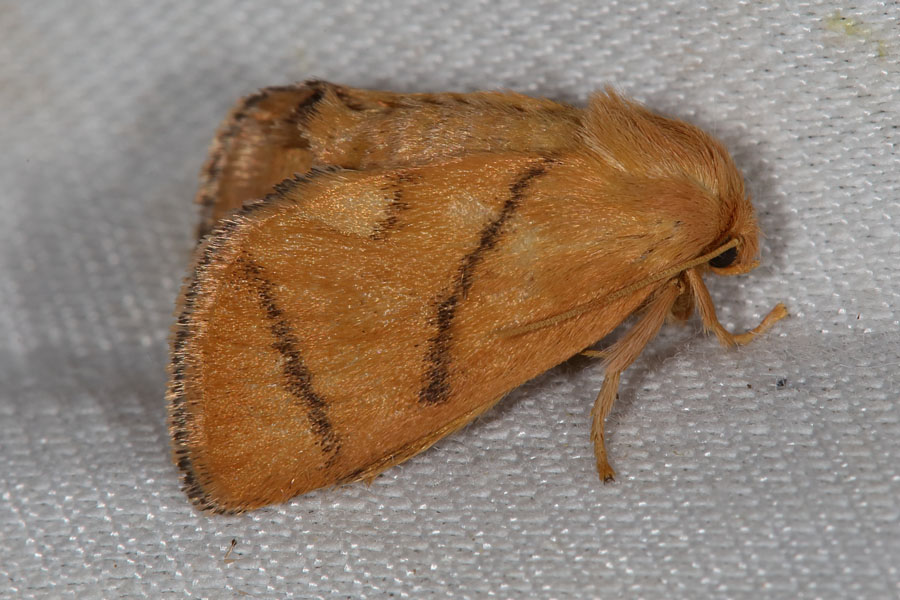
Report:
280,173,406,240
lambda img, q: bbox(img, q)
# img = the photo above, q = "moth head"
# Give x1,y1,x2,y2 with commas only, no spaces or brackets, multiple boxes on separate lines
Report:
701,181,760,277
583,87,762,277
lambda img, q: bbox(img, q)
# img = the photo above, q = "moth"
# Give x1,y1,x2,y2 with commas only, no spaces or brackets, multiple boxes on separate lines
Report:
168,80,787,513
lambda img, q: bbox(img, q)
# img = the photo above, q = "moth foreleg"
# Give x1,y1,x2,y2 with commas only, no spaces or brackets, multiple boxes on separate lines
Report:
685,269,787,347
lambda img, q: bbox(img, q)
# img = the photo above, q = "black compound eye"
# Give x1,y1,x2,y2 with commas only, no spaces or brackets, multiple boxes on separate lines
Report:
709,246,738,268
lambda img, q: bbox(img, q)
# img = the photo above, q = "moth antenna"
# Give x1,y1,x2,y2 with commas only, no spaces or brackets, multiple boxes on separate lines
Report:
581,349,610,359
498,239,742,337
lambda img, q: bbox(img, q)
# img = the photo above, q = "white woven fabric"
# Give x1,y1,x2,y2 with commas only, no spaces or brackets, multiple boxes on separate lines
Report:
2,1,898,597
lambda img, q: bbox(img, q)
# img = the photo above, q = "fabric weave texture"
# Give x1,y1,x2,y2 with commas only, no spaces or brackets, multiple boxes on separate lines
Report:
1,1,898,598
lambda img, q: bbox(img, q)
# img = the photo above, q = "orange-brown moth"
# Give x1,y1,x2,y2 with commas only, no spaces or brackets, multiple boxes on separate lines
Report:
168,80,787,513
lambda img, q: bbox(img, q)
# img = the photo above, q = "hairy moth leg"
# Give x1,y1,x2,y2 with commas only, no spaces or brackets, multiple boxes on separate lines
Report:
685,269,787,347
591,281,682,481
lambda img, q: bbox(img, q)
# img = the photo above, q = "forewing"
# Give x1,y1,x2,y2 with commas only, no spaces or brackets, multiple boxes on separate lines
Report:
195,81,583,236
170,154,692,512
